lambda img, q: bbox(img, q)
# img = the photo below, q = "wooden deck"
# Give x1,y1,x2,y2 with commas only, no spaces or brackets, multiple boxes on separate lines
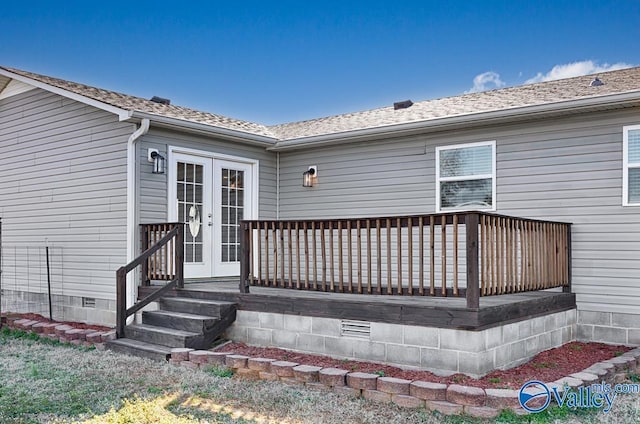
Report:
139,280,576,331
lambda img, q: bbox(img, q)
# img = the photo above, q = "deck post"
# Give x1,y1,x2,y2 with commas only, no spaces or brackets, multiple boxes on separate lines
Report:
465,213,480,309
240,221,251,293
563,224,572,293
140,225,149,286
176,224,184,289
115,267,127,338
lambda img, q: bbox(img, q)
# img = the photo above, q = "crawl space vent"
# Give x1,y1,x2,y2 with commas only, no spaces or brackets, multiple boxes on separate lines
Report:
341,319,371,339
82,297,96,308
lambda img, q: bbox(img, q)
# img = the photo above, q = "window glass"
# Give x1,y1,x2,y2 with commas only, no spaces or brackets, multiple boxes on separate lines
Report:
625,126,640,206
437,142,494,211
628,129,640,162
629,168,640,204
440,179,493,209
440,145,493,177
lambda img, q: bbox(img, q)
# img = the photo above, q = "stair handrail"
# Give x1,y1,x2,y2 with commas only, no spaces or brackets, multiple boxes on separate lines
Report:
116,224,184,338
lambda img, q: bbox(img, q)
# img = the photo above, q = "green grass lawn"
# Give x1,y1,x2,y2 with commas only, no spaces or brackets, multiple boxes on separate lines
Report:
0,327,638,424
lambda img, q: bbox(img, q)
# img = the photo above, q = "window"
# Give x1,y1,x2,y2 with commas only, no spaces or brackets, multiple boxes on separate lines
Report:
623,125,640,206
436,141,496,212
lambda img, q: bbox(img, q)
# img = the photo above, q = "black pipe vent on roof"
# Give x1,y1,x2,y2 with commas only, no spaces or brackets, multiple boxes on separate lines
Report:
394,99,413,110
150,96,171,105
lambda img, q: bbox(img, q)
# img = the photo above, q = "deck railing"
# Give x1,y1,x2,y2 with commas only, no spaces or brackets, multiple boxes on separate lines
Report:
140,223,183,285
239,212,571,308
116,224,184,338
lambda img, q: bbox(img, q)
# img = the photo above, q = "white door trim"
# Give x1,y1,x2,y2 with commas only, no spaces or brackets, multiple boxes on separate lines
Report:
167,145,259,278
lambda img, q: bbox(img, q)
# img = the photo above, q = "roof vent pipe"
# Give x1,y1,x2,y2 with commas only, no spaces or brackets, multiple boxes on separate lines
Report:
590,77,604,87
393,100,413,110
150,96,171,105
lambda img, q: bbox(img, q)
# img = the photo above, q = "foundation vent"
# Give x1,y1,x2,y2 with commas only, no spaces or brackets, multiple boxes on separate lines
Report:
340,320,371,339
82,297,96,308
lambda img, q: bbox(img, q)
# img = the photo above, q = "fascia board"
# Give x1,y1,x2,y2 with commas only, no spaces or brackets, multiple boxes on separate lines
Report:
130,111,278,146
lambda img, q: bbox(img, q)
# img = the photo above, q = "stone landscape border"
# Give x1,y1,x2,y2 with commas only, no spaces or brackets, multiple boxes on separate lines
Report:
169,346,640,418
4,317,115,348
3,316,639,418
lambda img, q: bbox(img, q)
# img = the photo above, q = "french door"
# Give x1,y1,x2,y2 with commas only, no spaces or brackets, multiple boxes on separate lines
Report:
170,152,254,278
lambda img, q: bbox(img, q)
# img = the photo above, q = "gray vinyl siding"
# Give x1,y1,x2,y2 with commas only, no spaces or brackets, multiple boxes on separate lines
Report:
0,88,133,300
278,107,640,316
137,128,277,224
280,141,433,217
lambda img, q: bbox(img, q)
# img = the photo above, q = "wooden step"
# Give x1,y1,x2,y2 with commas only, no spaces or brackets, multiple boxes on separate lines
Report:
105,338,172,361
142,310,220,333
125,324,201,348
159,297,235,317
111,296,238,359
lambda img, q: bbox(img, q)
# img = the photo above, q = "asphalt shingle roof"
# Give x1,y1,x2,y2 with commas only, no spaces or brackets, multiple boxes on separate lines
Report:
3,65,640,142
268,67,640,140
1,66,277,139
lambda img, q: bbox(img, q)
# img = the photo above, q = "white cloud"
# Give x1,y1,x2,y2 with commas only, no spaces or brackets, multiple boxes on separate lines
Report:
465,71,506,94
525,60,634,84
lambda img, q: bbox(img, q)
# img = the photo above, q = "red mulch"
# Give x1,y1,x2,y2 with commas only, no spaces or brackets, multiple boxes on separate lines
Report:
5,313,112,332
216,341,631,389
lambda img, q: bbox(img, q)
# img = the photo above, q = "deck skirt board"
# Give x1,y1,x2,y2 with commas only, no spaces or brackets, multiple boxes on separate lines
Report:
139,281,576,330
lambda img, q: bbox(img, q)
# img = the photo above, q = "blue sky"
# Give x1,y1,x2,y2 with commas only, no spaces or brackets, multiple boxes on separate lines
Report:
2,1,639,124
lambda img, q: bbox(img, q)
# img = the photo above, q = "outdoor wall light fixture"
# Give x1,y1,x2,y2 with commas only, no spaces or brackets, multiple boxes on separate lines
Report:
148,148,166,174
302,166,317,187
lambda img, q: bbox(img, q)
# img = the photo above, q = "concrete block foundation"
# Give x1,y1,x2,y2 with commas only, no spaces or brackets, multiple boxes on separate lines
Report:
225,309,578,377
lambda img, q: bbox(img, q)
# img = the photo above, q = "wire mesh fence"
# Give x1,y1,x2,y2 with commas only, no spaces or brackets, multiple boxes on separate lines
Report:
0,228,66,321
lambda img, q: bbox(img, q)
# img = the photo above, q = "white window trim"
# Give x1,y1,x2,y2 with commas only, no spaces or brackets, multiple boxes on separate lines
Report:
623,124,640,207
435,140,497,213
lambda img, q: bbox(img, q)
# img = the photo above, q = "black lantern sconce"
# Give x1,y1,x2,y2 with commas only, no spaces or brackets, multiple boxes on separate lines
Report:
148,148,166,174
302,166,317,187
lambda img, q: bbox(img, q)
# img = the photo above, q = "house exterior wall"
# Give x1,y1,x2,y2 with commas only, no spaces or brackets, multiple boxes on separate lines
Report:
278,107,640,345
0,88,134,324
136,127,277,224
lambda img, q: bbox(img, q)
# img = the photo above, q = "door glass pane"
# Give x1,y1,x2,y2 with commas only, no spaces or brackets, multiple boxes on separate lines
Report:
237,189,244,206
177,162,185,181
221,167,244,263
177,161,204,264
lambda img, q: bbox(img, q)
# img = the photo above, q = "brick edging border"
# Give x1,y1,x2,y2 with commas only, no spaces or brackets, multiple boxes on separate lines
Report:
4,317,115,349
5,316,639,418
170,347,640,418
